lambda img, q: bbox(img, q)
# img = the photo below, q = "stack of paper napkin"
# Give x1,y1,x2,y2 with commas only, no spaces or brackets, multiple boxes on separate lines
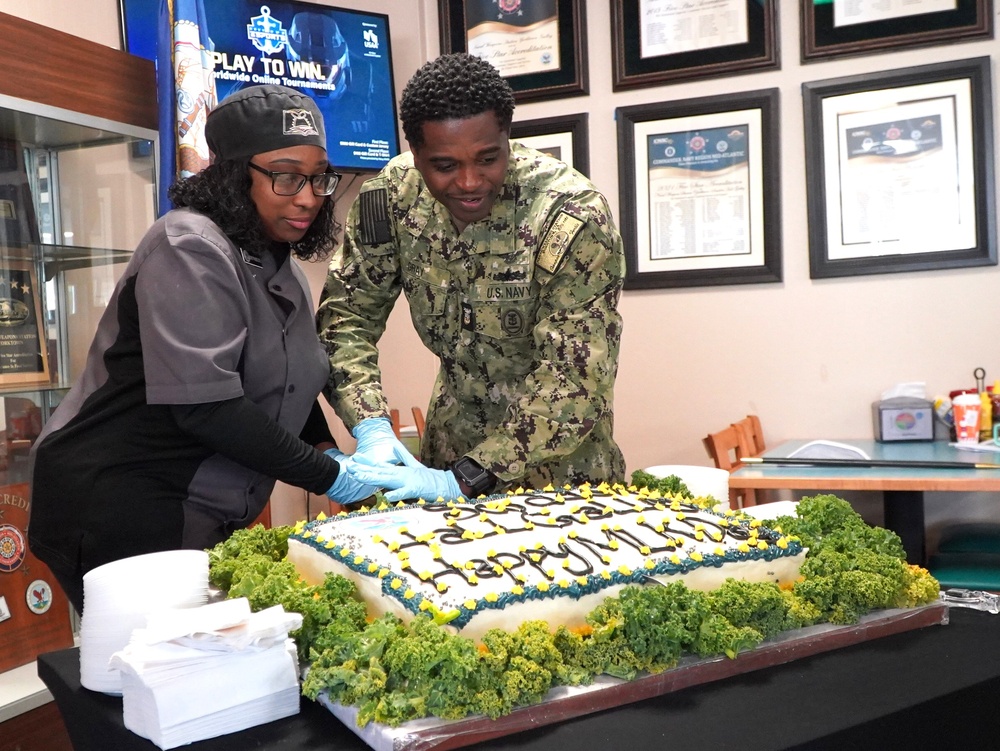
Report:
109,598,303,749
79,550,210,694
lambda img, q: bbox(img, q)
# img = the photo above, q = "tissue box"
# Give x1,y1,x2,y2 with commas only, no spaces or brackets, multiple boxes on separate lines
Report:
872,397,934,442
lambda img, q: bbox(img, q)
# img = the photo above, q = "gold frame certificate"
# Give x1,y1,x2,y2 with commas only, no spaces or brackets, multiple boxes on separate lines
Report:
464,0,561,78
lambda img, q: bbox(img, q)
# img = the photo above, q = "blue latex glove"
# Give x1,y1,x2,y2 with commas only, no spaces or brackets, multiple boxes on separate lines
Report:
325,449,379,504
348,456,463,503
351,417,419,468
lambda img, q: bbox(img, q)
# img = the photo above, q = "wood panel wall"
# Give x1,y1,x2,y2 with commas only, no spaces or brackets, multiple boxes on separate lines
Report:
0,11,157,130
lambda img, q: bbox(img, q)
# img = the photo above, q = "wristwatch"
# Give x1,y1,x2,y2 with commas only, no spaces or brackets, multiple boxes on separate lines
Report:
451,456,497,498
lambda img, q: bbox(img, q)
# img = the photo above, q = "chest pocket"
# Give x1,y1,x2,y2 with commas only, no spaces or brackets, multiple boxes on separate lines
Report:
470,282,537,340
403,263,449,316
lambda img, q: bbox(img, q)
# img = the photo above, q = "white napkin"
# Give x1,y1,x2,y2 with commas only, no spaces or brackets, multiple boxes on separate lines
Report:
109,598,302,749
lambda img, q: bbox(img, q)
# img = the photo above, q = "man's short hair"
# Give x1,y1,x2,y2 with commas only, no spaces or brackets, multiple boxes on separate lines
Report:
400,53,516,149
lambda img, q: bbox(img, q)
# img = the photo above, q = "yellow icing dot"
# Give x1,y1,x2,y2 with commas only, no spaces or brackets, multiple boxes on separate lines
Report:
636,515,646,524
469,575,479,585
464,600,477,610
601,570,612,580
644,560,655,570
757,541,769,550
538,582,550,592
339,546,350,556
577,576,588,586
713,547,724,557
387,541,400,551
390,578,402,590
419,600,431,611
777,537,789,549
670,554,682,565
618,565,631,576
419,571,432,581
403,589,415,599
512,585,524,595
601,555,612,564
502,560,514,569
353,556,364,565
437,581,448,592
738,543,750,553
609,541,620,550
368,563,378,573
485,592,499,602
378,569,389,578
464,561,476,570
494,526,506,534
640,545,651,555
324,541,336,549
690,551,703,562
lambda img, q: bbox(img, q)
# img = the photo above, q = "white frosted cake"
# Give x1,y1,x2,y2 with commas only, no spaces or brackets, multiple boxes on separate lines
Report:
288,483,805,640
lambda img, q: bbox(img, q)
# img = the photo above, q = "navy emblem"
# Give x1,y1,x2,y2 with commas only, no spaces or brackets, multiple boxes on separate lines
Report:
0,298,29,327
461,301,475,331
0,524,26,573
499,0,521,13
247,6,288,56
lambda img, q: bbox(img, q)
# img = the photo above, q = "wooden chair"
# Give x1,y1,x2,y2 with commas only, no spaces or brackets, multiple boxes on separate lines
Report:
411,407,425,439
733,414,765,455
389,408,402,438
703,424,757,508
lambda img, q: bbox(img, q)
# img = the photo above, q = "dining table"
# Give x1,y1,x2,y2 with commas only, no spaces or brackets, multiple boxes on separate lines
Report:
728,438,1000,564
35,605,1000,751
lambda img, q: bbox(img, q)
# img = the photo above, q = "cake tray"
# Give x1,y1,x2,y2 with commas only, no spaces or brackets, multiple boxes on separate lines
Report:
318,601,949,751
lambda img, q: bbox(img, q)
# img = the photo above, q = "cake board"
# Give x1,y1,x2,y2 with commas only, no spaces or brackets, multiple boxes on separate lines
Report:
318,602,949,751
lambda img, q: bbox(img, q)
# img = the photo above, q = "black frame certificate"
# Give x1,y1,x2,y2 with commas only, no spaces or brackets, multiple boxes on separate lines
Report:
803,57,996,278
0,262,49,385
439,0,588,102
617,89,782,289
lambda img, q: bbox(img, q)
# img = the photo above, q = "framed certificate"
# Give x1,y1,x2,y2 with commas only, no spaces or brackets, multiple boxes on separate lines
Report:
611,0,778,91
802,0,992,61
803,57,995,279
0,261,50,386
439,0,588,102
617,89,782,289
510,113,589,177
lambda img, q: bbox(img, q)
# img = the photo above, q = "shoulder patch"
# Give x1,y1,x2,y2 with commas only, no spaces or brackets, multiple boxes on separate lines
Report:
358,188,393,246
537,211,585,274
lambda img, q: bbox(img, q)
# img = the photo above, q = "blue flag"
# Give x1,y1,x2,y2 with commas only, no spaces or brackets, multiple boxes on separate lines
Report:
156,0,217,215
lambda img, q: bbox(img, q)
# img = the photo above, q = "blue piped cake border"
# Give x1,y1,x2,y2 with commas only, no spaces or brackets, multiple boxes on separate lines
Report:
290,491,804,631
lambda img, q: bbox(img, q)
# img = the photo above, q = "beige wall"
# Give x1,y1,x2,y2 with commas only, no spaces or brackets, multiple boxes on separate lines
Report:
14,1,1000,540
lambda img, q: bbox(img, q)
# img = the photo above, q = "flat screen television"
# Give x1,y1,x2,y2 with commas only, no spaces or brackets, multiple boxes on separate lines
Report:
120,0,401,173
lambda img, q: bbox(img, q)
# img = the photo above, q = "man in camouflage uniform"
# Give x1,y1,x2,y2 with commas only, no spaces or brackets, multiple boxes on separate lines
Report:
318,53,625,499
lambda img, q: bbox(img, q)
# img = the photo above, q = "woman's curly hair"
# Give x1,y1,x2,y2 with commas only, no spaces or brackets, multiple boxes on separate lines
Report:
400,53,515,149
167,159,340,262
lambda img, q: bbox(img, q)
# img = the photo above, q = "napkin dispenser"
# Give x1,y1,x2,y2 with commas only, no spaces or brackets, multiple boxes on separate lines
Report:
872,396,934,442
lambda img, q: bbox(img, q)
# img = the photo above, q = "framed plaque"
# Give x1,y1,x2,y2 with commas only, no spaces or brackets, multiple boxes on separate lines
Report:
802,0,992,62
439,0,588,102
510,113,589,177
0,262,50,386
611,0,778,91
803,57,995,278
617,89,782,289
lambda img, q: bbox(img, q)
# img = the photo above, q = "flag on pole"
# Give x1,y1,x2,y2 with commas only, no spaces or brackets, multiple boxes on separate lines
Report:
156,0,217,215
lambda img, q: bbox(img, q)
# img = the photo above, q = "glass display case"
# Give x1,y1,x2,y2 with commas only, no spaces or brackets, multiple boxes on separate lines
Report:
0,93,157,675
0,93,157,488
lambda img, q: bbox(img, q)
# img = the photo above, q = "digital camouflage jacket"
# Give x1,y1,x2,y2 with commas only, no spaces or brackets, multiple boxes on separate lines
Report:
317,142,626,489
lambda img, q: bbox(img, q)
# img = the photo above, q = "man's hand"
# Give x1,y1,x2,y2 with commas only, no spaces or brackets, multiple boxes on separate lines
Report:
348,457,463,503
351,417,419,467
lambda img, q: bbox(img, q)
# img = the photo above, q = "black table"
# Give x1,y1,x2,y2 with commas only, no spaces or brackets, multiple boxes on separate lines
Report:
37,608,1000,750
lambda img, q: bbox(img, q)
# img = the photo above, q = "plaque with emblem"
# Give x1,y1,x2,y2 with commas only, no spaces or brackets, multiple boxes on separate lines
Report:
0,262,49,386
0,483,73,673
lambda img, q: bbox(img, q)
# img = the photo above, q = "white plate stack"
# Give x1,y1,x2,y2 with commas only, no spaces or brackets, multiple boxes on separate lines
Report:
79,550,209,694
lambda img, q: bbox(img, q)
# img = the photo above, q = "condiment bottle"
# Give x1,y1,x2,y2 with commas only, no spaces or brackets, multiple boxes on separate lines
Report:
982,387,994,442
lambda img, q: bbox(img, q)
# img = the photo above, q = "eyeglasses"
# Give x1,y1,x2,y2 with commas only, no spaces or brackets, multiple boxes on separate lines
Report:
248,162,342,196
